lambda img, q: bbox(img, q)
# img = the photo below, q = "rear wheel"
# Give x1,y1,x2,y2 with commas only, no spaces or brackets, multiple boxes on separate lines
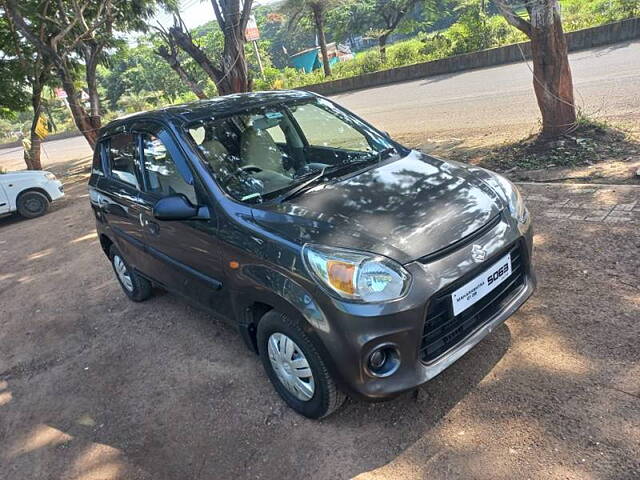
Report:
257,311,346,419
17,191,50,218
109,245,152,302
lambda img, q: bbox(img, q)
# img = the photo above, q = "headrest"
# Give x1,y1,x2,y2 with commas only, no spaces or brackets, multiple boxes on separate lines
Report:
252,113,283,131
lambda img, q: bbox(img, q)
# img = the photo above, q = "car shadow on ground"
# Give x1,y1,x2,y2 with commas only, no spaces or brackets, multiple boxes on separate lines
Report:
2,289,511,479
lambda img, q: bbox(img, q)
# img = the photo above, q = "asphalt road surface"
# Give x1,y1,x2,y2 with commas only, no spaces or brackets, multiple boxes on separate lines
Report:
1,40,638,172
334,39,640,143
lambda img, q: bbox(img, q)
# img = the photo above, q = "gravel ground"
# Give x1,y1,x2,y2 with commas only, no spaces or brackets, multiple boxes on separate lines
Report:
0,166,639,479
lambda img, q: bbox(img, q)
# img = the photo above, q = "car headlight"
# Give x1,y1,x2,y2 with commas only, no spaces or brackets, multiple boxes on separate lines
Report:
302,244,411,303
44,172,57,181
490,174,529,224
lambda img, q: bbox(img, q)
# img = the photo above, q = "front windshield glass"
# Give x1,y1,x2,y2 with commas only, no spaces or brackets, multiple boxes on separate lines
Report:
184,98,399,203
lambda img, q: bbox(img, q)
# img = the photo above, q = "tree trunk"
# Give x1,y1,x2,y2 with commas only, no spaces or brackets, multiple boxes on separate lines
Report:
170,27,226,92
379,34,389,63
84,42,103,133
219,22,250,94
58,62,98,148
170,23,251,96
156,46,207,99
26,74,46,170
529,1,576,137
312,6,331,77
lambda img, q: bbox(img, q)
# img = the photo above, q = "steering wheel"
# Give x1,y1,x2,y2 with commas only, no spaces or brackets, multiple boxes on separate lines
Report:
240,165,263,174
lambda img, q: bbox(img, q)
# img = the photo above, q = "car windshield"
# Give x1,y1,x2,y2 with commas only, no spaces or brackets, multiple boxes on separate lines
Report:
184,98,400,203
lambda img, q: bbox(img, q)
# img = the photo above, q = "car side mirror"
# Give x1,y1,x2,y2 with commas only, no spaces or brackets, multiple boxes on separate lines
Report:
153,195,210,221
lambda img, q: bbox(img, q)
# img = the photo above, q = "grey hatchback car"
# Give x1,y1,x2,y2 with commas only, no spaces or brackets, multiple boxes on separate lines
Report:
88,90,535,418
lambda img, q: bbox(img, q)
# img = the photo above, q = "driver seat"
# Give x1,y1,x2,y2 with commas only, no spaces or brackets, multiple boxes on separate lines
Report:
240,127,287,175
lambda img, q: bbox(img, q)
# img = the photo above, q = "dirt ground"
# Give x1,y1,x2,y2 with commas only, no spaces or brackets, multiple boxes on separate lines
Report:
0,156,639,480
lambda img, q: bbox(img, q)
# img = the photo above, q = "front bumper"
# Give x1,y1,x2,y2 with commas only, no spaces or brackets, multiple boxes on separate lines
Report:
46,180,65,201
311,220,536,400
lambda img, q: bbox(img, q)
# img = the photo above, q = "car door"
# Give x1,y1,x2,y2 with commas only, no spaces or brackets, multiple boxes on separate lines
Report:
134,122,233,319
94,131,153,275
0,182,10,214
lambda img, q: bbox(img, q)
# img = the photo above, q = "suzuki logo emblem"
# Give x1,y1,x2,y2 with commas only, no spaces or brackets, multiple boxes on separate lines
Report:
471,245,487,263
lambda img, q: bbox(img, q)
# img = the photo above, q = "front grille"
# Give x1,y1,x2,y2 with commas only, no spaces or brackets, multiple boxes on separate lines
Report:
420,241,526,363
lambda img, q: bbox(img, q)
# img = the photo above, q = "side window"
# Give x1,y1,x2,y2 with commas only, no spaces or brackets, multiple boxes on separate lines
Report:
291,103,371,151
107,133,141,188
142,131,197,205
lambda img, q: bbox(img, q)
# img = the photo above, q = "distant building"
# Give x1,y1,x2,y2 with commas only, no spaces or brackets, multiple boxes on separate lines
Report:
290,43,354,73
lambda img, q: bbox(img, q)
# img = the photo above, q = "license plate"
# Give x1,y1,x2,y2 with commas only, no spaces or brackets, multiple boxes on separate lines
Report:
451,253,512,316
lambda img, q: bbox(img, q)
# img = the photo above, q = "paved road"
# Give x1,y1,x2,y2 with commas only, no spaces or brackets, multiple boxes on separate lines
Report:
334,40,640,143
1,40,638,171
0,135,93,172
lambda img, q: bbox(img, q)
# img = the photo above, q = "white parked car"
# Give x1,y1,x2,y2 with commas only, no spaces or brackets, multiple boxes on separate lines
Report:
0,170,65,219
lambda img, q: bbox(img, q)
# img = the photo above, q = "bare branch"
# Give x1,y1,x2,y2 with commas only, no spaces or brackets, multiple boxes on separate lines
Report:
494,0,532,36
211,0,225,30
3,0,57,58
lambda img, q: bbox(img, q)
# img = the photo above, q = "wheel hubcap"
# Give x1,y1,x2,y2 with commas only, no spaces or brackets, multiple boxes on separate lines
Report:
25,198,43,213
267,333,315,402
113,255,134,292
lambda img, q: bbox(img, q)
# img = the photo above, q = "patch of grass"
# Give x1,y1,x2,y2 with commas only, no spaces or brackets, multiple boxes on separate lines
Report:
452,116,638,172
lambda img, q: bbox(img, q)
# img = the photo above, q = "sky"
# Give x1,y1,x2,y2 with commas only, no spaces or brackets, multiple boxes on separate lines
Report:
155,0,280,30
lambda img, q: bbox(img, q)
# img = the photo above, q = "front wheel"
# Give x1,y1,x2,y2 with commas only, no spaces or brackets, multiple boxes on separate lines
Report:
109,245,152,302
17,191,50,218
257,311,346,419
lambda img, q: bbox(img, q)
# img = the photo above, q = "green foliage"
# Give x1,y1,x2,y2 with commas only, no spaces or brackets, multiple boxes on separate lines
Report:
560,0,640,31
0,16,30,119
444,3,526,54
98,40,212,111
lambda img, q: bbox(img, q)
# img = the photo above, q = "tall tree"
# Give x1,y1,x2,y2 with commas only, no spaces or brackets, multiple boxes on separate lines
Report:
494,0,576,138
3,0,104,147
166,0,254,95
282,0,341,77
2,0,171,148
153,25,208,99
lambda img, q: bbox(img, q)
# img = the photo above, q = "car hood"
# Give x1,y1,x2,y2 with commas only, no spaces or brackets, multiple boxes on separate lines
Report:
251,151,504,264
1,170,50,183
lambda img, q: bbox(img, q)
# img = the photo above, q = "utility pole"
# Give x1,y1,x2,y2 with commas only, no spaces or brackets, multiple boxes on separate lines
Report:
253,40,265,79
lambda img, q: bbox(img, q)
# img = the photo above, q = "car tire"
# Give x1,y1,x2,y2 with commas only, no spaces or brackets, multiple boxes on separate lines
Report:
257,310,346,419
17,191,50,218
109,245,153,302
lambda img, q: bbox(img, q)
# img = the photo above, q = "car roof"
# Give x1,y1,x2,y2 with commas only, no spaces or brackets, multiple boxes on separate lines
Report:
100,90,317,137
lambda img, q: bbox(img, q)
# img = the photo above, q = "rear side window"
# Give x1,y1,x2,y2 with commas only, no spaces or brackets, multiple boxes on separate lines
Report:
106,133,141,188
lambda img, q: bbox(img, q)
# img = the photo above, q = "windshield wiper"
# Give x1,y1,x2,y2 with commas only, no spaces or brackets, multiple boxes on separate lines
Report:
277,167,328,203
272,148,398,204
325,147,398,177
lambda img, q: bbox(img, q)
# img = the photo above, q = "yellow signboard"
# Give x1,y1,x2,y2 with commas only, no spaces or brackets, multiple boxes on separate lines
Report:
35,114,49,139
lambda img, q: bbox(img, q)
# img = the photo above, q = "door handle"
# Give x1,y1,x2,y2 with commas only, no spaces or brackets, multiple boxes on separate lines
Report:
146,220,160,235
139,213,160,235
